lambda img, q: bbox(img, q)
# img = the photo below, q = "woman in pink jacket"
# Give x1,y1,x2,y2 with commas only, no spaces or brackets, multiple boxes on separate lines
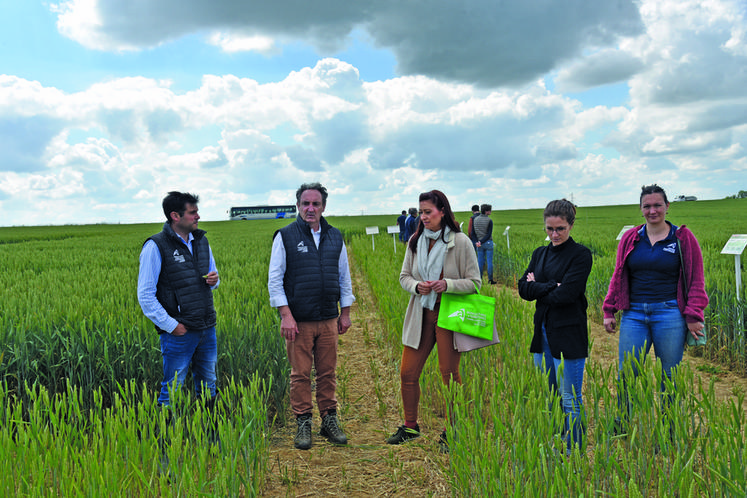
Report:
603,184,708,431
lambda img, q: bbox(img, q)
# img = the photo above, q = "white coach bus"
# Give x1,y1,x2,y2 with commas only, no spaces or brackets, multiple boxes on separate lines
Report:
229,204,297,220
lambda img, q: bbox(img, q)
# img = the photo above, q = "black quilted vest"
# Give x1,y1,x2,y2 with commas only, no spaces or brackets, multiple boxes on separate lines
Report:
278,216,343,322
147,222,217,333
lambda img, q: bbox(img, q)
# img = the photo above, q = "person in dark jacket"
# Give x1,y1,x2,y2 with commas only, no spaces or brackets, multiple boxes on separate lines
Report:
268,182,355,450
404,207,419,242
137,191,221,407
466,204,480,249
397,210,407,242
518,199,592,455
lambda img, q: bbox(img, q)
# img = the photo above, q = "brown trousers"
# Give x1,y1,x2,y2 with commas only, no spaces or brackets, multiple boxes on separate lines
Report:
286,318,339,417
400,304,462,424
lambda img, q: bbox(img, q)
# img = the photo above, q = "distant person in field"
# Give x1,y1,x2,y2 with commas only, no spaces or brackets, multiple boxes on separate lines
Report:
137,191,221,411
603,184,708,434
518,199,592,456
397,210,408,243
387,190,480,451
472,203,496,284
466,204,480,249
403,207,419,242
268,182,355,450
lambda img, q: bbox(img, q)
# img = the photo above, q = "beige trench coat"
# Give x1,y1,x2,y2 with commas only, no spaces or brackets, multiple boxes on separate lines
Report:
399,231,481,349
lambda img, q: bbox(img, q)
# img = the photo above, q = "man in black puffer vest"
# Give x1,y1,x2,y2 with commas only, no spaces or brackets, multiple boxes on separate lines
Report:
137,191,221,407
268,182,355,450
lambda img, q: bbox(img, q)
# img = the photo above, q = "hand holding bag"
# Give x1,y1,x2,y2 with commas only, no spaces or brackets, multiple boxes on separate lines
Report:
687,323,707,347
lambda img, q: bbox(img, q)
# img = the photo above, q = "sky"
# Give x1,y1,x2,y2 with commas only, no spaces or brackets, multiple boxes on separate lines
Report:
1,0,746,226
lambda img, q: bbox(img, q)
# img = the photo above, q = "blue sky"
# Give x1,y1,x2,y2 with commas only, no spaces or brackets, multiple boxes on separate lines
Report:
0,0,746,225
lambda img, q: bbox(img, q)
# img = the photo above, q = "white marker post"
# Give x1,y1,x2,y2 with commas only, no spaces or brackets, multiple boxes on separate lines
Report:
387,225,400,253
503,226,511,251
616,225,636,240
366,226,379,251
721,234,747,301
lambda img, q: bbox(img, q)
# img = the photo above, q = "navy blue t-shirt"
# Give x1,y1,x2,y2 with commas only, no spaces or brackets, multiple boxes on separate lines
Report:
627,223,680,303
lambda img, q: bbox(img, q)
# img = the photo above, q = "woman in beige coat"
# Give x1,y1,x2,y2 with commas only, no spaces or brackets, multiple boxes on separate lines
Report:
386,190,481,449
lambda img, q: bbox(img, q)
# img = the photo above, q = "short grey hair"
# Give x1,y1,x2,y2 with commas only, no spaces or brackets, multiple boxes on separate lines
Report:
295,182,328,205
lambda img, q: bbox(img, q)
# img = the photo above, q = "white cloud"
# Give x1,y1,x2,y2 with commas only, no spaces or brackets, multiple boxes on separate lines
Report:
207,31,278,55
1,0,746,225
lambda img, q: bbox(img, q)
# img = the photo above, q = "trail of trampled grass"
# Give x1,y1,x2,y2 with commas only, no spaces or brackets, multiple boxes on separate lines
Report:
261,251,451,497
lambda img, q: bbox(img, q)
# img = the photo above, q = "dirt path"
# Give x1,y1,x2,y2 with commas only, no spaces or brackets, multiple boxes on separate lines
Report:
261,259,450,497
262,267,747,496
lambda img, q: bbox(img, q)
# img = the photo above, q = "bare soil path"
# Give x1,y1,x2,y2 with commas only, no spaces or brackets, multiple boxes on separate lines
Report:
261,258,450,497
261,266,747,496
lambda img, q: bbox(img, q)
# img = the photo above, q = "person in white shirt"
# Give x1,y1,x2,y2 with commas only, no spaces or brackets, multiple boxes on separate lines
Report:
268,182,355,450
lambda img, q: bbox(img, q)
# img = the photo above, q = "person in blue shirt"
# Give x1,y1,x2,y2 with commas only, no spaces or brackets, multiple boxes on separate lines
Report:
138,191,221,470
404,207,419,242
137,191,221,407
397,210,407,242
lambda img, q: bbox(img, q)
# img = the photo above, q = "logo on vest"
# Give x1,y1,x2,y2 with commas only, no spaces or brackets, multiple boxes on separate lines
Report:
663,242,676,254
296,241,308,253
173,249,185,263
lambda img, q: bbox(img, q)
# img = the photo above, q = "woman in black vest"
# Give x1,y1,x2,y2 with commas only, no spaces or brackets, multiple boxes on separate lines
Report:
518,199,593,456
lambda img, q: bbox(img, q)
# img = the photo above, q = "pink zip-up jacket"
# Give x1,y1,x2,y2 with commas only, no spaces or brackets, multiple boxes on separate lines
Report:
603,223,708,324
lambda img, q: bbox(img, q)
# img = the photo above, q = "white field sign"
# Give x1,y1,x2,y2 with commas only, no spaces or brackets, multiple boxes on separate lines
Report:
387,225,399,252
366,226,379,250
721,234,747,300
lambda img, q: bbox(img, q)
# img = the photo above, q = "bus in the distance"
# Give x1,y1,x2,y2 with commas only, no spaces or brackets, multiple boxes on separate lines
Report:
229,205,297,220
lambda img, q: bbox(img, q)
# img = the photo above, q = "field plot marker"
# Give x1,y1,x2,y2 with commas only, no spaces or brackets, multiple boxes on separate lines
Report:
616,225,636,240
503,226,510,251
366,226,379,251
721,234,747,301
387,225,399,252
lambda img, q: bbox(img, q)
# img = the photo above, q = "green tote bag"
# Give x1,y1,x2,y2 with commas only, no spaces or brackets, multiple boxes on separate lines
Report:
437,283,496,340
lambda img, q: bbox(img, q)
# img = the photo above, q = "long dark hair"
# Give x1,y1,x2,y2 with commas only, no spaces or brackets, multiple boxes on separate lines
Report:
408,190,461,253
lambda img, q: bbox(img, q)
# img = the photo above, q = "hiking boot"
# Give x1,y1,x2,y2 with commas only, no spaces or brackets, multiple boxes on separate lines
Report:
294,415,312,450
386,425,421,445
320,411,348,445
611,417,628,437
439,430,449,453
205,394,221,451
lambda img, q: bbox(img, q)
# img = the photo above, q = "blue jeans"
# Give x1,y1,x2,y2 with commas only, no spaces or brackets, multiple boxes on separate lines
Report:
476,240,494,281
159,326,218,405
533,325,586,453
617,300,686,415
618,300,686,385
